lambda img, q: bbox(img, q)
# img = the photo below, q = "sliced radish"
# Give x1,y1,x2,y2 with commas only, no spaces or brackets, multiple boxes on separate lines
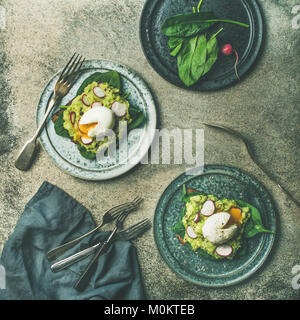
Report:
70,112,76,125
91,101,103,108
80,136,94,145
111,101,127,117
186,226,197,239
82,94,90,106
216,245,233,257
193,212,200,223
77,120,84,133
201,200,215,217
93,86,105,98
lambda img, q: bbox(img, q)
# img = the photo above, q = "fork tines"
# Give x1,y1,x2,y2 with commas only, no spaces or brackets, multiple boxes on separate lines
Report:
58,53,85,84
108,196,143,219
121,218,151,237
117,218,151,241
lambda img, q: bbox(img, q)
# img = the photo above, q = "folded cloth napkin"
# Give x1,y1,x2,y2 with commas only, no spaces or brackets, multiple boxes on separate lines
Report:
0,181,145,300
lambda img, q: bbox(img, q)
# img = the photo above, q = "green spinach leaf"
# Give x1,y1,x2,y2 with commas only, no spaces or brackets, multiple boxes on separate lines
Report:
122,92,131,99
177,34,207,87
202,29,222,76
77,71,121,95
77,145,97,160
171,206,186,239
182,184,187,196
196,246,216,260
128,107,146,131
161,12,217,37
238,239,248,256
170,42,184,56
168,37,185,57
168,37,184,50
161,12,249,38
54,112,70,138
237,200,275,238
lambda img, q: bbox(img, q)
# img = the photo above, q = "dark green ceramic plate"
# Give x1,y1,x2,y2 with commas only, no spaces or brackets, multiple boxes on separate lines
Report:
140,0,264,91
153,165,276,287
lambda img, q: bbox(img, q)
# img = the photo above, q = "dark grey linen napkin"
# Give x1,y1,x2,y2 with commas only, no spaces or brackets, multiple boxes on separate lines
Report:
0,181,145,300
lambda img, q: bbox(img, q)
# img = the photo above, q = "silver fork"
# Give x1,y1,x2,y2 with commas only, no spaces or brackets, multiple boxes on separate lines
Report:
204,122,300,207
74,209,132,292
15,53,85,171
46,196,143,261
50,218,151,273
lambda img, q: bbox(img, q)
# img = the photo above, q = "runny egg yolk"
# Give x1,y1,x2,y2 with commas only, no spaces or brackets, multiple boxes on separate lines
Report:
227,207,243,226
78,122,98,135
75,107,115,140
75,122,98,140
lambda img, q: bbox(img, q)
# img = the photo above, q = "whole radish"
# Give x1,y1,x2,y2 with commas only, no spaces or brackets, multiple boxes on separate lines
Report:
221,44,240,80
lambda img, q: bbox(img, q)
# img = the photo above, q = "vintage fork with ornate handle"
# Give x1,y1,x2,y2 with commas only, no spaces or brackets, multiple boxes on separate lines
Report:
50,218,151,273
15,53,85,171
46,196,143,261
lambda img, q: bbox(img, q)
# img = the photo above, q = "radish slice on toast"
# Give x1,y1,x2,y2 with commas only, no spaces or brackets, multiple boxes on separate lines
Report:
111,101,127,117
70,112,76,125
216,245,233,257
80,136,94,145
93,86,105,98
91,101,103,108
201,200,215,217
186,226,197,239
193,212,200,223
82,94,90,106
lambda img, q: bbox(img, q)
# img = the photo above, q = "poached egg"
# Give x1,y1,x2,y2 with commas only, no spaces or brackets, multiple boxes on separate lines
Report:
202,212,238,244
78,106,115,138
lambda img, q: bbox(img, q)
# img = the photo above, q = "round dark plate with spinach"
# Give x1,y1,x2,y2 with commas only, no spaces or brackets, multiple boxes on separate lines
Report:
153,164,276,287
139,0,264,91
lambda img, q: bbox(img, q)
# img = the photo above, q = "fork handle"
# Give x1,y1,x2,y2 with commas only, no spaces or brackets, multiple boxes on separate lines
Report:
15,96,57,171
15,137,39,171
46,223,102,261
34,95,58,139
74,228,117,292
73,242,107,292
46,237,87,261
50,243,101,273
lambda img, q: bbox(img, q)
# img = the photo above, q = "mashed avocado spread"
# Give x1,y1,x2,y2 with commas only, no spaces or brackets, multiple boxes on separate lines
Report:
62,81,131,154
179,193,250,260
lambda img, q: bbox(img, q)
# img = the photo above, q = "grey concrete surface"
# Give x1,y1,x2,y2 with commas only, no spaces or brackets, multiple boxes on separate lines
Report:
0,0,299,300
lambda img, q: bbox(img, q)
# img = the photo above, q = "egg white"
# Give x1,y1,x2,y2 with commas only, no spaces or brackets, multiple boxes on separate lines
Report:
202,212,238,244
79,106,115,138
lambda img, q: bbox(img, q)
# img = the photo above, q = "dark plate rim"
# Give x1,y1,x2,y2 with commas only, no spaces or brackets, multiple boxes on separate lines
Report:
153,164,277,287
139,0,264,91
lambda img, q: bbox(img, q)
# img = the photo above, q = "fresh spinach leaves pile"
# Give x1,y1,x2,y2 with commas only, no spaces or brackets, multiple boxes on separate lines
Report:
54,70,145,160
161,0,249,87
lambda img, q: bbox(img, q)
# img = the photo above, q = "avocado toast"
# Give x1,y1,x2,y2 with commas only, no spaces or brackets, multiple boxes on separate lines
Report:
172,186,274,260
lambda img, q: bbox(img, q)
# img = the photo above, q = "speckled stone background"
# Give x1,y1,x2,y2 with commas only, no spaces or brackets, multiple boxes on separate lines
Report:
0,0,299,300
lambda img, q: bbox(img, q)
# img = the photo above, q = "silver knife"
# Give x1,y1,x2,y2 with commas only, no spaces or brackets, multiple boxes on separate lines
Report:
73,212,129,292
51,218,151,273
